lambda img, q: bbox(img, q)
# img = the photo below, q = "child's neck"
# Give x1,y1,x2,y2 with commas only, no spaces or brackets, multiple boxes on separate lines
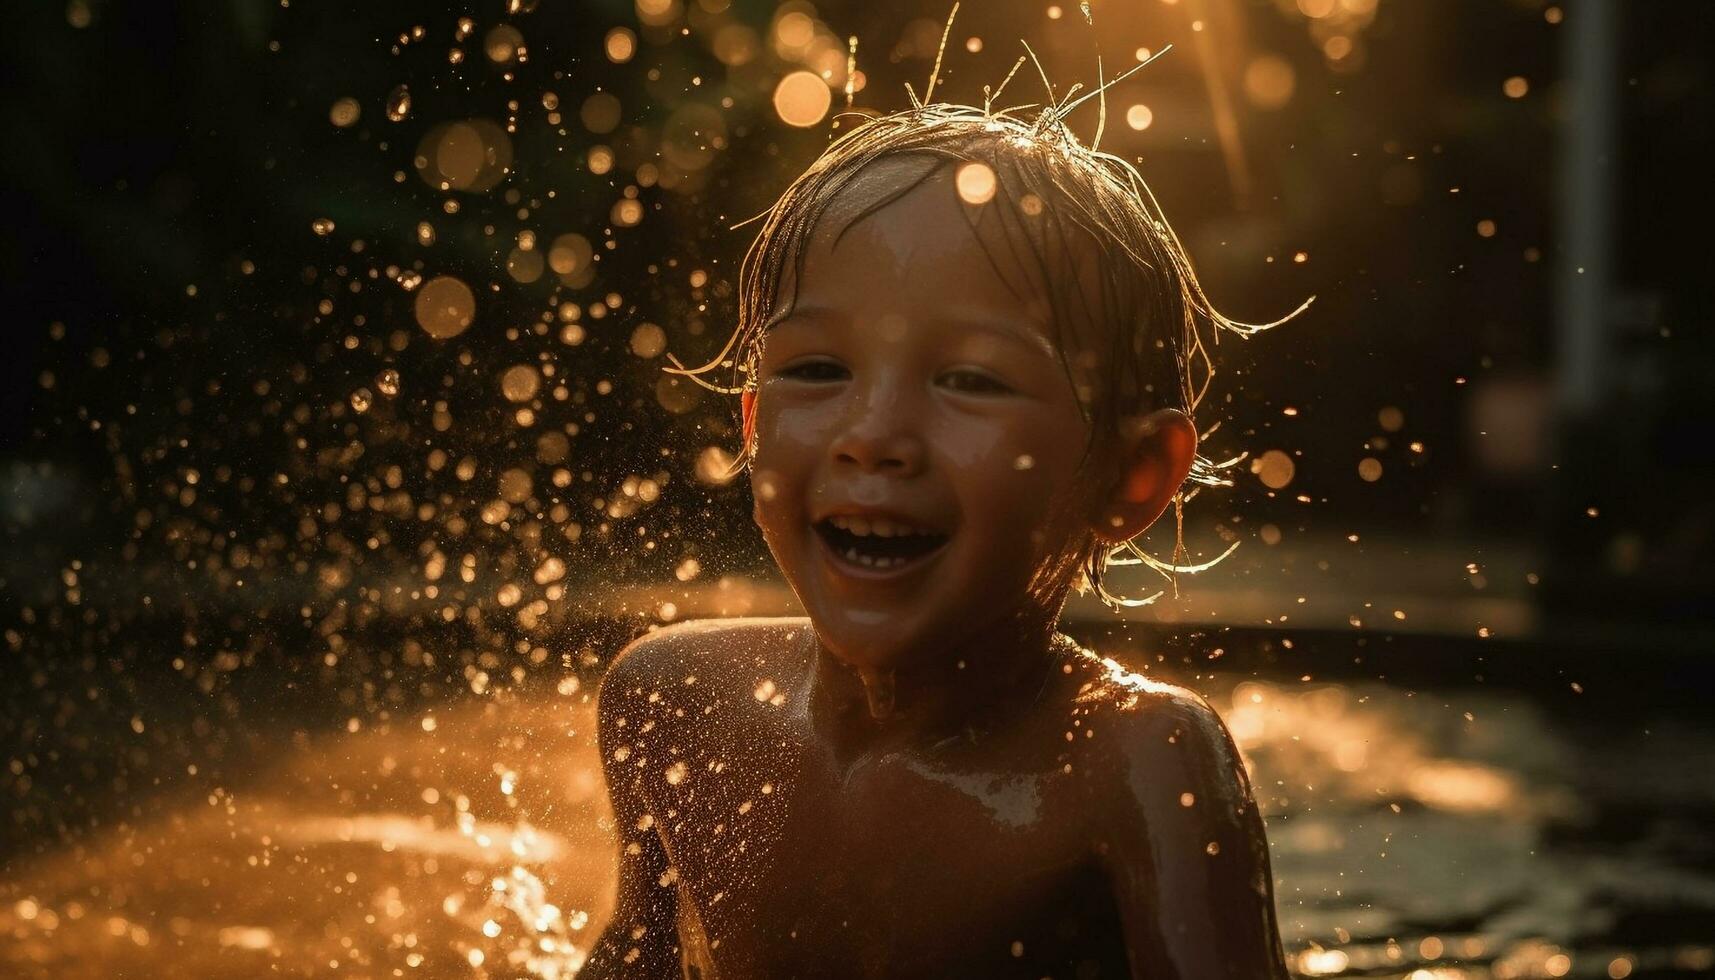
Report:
804,607,1070,760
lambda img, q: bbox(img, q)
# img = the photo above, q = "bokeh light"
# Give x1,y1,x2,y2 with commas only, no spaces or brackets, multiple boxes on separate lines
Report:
629,322,667,358
501,365,542,402
416,119,514,192
954,161,996,205
772,70,831,128
1253,449,1296,490
414,275,476,339
636,0,678,28
506,246,545,283
328,97,361,127
1244,56,1296,109
548,233,593,276
485,24,524,63
604,27,636,63
580,92,622,134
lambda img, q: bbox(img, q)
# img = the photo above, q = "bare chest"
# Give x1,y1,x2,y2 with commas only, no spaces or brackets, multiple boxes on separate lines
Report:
651,722,1122,978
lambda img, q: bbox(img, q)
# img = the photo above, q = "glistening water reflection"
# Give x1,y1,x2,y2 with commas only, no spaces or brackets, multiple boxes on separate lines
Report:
4,692,612,977
5,648,1712,978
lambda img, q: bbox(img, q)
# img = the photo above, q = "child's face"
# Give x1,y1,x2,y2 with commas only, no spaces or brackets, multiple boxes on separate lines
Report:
747,159,1098,670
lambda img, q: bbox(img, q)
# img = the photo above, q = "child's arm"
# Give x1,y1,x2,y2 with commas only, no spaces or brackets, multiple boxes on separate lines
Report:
1095,687,1288,979
578,643,682,977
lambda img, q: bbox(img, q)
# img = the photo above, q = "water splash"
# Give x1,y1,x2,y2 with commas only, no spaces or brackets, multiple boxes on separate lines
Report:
386,84,411,122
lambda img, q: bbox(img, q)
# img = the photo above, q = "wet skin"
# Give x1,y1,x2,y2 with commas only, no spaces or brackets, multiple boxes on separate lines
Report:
584,621,1282,979
581,162,1285,978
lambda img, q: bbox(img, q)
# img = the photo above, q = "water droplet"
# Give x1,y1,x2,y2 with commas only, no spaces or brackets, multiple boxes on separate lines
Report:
485,24,524,63
375,369,400,397
604,27,636,64
773,70,831,127
498,469,532,503
1252,449,1296,489
501,365,541,402
955,162,997,205
629,322,666,358
311,218,335,236
385,84,411,122
349,388,373,413
414,275,475,338
328,97,361,128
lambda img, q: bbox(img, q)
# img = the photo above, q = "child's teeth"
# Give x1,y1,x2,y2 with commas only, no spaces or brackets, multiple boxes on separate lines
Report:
826,515,931,537
838,550,908,570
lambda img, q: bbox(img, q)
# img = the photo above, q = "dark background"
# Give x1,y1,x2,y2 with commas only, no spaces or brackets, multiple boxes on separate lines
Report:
5,0,1711,629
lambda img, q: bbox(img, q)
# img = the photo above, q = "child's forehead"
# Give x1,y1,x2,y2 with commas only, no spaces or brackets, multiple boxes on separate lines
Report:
813,162,978,268
815,154,946,226
788,152,1111,350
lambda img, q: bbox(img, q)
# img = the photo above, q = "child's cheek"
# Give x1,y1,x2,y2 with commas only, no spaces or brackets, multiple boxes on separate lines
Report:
747,403,826,521
978,428,1090,558
935,419,1007,472
753,395,828,457
958,434,1074,539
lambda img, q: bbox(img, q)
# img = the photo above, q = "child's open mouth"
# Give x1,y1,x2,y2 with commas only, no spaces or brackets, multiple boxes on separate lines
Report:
812,513,951,575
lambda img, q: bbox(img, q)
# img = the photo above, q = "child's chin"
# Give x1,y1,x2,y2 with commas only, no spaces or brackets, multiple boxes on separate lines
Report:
810,608,950,670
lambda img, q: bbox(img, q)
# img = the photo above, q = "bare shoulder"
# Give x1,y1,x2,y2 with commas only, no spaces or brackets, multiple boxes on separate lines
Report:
598,616,812,713
1058,646,1286,977
1059,644,1240,780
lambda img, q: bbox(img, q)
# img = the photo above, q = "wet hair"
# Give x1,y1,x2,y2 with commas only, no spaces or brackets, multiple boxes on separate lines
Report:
670,101,1305,609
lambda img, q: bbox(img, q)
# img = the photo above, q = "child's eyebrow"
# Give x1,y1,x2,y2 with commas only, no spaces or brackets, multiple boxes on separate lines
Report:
940,314,1061,363
768,306,1059,363
763,305,842,333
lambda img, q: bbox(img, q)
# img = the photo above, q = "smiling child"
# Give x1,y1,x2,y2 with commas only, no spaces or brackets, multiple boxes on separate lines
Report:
580,103,1293,979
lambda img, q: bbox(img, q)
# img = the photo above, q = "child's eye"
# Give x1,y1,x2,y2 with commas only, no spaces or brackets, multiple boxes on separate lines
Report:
937,368,1014,395
778,358,849,383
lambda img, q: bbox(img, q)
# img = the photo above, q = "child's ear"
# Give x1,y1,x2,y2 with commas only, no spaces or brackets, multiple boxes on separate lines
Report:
1090,408,1198,545
740,386,758,458
742,387,761,525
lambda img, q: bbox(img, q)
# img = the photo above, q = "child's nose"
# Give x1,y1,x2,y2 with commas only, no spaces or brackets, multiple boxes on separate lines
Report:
829,389,925,475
